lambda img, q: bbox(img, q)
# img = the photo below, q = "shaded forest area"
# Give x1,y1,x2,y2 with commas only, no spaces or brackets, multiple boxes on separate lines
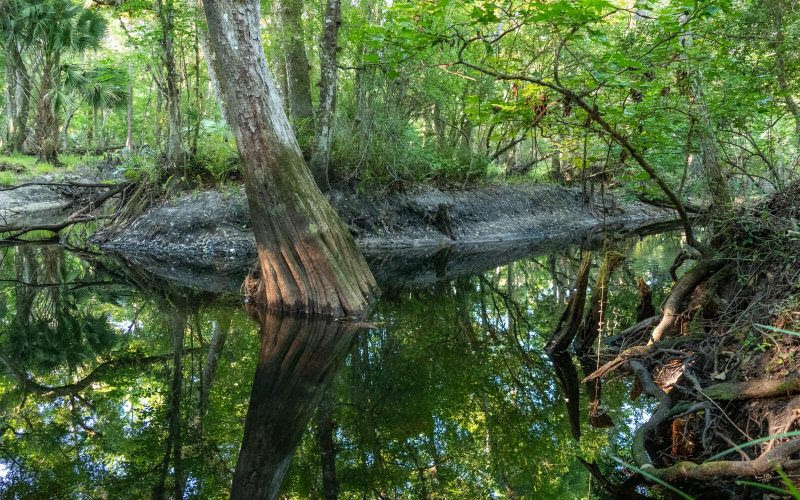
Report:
1,0,800,498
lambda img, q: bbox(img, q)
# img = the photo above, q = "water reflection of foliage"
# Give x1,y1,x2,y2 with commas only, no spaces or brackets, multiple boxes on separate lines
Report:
0,233,681,498
286,234,681,498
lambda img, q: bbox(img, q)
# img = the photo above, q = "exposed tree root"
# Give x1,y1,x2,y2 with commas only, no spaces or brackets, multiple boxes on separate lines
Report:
649,438,800,482
583,259,725,382
649,258,725,343
702,376,800,401
628,360,800,483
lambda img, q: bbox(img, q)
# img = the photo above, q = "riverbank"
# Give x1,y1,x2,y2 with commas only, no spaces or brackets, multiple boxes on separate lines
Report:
100,183,668,260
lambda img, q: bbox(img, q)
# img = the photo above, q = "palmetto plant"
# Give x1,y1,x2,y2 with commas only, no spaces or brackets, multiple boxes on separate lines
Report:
62,64,129,150
0,0,107,162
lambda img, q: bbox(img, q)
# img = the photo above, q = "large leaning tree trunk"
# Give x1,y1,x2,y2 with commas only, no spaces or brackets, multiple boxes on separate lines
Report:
202,0,377,317
308,0,342,190
231,310,358,500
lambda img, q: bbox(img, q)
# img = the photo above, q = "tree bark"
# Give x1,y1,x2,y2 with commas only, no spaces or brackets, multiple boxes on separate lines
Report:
230,310,359,500
274,0,314,126
156,0,186,170
309,0,342,190
202,0,377,316
32,56,60,163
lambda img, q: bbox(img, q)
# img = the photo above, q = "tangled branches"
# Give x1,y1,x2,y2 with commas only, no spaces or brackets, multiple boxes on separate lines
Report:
0,181,134,242
572,184,800,495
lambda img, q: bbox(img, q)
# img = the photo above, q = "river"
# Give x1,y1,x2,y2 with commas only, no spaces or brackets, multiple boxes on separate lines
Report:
0,231,682,498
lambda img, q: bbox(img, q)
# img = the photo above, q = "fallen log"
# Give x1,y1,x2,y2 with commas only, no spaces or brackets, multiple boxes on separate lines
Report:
702,376,800,401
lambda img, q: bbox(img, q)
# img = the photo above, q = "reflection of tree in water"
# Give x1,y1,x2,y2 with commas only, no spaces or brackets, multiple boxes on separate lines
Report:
3,245,117,371
0,234,682,498
232,310,361,499
285,239,678,498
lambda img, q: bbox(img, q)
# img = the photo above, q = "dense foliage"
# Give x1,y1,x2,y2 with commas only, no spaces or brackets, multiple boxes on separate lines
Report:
0,0,796,194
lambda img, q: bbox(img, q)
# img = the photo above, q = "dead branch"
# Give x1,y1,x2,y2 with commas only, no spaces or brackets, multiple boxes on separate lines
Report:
0,182,132,240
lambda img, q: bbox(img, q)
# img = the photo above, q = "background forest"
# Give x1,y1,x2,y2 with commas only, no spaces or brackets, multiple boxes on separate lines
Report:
0,0,797,198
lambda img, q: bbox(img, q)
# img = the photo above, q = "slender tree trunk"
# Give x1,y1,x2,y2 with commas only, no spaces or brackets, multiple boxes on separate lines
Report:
5,61,17,147
549,148,563,183
230,310,359,500
33,56,60,163
191,28,203,157
7,43,30,153
433,100,446,150
459,117,473,155
13,246,36,329
316,392,339,500
276,56,290,112
156,0,186,170
100,110,108,149
154,302,187,500
198,315,231,421
89,107,97,150
193,0,227,122
202,0,377,316
680,14,730,209
126,67,135,151
766,0,800,153
274,0,314,126
309,0,342,190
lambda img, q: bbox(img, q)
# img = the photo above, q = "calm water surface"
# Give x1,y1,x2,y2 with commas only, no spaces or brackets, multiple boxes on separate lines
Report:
0,232,682,498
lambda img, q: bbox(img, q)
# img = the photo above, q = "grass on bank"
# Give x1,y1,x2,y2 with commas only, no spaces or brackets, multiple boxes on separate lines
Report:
0,153,98,185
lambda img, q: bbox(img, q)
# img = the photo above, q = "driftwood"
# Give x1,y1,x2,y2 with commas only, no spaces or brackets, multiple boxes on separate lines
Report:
0,182,132,240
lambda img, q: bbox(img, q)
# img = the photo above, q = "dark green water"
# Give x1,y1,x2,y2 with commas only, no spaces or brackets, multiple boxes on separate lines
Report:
0,232,682,498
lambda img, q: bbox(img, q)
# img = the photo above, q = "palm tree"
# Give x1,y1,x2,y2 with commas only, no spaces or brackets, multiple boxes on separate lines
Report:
2,0,107,162
62,64,128,151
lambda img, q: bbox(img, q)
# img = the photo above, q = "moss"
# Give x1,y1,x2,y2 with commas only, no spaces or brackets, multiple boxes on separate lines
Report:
702,383,737,400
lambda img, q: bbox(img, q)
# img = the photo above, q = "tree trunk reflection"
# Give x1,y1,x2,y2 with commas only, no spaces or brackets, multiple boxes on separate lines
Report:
231,310,362,500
